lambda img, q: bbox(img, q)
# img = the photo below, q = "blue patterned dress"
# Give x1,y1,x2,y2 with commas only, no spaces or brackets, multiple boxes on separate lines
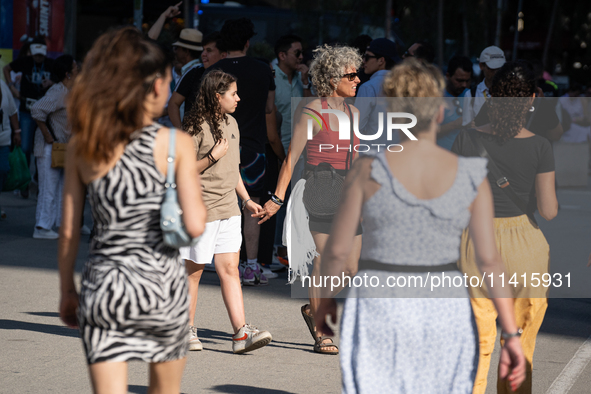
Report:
340,152,488,393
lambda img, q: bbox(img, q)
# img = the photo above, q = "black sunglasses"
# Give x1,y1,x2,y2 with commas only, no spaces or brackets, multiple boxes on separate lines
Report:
403,51,414,58
363,54,378,62
342,72,359,81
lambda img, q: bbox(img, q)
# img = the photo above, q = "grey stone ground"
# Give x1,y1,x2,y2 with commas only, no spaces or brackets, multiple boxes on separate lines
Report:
0,178,590,393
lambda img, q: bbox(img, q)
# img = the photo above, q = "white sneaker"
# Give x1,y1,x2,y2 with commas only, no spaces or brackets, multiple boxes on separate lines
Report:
189,326,203,351
257,263,278,279
80,225,91,235
269,253,287,272
232,324,272,354
33,228,59,239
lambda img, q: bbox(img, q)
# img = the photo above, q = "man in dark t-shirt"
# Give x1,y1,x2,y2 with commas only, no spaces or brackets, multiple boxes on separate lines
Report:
3,39,54,197
203,17,276,282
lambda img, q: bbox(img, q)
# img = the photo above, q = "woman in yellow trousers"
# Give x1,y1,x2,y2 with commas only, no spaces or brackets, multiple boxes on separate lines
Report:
452,60,558,394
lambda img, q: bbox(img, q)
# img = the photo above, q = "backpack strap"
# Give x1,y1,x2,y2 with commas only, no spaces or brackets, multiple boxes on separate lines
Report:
466,130,538,225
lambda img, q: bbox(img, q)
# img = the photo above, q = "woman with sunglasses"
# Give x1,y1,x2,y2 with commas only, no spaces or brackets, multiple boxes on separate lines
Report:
58,27,206,393
259,44,362,355
316,58,526,394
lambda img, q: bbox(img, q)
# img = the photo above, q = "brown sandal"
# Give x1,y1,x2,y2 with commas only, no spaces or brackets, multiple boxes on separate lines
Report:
301,304,339,355
301,304,317,342
314,336,339,355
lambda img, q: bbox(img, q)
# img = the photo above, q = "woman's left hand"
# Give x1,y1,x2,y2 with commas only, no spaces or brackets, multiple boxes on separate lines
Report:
245,200,263,215
59,290,79,329
315,298,338,337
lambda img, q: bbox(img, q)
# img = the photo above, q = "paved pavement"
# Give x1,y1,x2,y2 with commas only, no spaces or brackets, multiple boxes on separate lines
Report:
0,178,590,393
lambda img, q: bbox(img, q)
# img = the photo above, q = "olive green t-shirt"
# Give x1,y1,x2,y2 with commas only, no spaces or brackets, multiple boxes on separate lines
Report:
191,115,241,222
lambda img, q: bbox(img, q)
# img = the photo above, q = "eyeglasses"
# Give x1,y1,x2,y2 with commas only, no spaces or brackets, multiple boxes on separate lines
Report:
363,54,378,62
342,72,359,81
285,49,302,57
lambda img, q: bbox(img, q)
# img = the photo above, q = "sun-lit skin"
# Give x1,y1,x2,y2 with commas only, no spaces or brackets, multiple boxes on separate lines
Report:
334,66,360,98
362,51,383,75
201,42,227,69
217,82,240,114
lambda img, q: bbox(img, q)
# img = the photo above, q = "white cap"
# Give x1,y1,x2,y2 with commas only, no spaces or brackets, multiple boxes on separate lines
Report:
30,44,47,56
478,46,505,69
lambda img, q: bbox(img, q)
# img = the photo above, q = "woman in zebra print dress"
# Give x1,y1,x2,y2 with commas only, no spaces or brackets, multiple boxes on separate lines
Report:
58,27,206,393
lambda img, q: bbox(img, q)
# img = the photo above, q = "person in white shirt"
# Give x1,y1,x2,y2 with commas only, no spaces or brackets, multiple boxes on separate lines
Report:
462,46,505,126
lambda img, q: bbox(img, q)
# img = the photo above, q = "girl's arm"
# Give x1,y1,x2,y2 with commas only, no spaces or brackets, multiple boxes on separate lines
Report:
236,177,263,215
315,158,370,336
468,179,526,390
58,137,86,328
258,100,320,222
196,138,229,174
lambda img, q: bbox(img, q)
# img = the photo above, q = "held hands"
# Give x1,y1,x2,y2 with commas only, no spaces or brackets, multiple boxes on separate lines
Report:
244,200,263,215
498,336,526,392
59,290,79,329
163,1,182,18
315,298,338,337
211,138,229,162
256,199,282,224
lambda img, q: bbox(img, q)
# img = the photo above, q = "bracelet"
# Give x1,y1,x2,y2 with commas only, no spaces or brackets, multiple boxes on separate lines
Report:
14,129,22,133
501,328,523,340
241,198,252,211
270,194,284,206
207,152,218,164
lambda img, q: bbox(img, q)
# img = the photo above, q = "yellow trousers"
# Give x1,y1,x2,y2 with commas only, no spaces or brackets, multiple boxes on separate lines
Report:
458,215,550,394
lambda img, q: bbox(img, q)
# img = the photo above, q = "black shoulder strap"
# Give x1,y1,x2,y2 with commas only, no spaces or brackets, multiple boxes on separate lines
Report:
466,130,537,225
470,84,477,98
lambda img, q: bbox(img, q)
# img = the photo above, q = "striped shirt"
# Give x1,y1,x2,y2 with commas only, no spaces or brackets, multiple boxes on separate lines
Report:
31,82,70,157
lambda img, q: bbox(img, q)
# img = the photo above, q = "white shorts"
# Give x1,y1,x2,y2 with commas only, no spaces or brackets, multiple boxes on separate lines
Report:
180,215,242,265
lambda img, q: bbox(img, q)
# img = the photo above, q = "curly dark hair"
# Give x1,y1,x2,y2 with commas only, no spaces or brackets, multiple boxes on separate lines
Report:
182,70,237,141
489,61,536,143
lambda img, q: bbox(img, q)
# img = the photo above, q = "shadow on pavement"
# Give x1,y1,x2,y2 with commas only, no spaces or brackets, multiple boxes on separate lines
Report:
0,319,79,338
539,298,591,339
24,311,60,318
128,385,187,394
210,385,295,394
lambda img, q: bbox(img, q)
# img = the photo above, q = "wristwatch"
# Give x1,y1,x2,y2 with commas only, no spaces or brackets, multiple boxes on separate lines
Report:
302,83,310,90
501,328,523,340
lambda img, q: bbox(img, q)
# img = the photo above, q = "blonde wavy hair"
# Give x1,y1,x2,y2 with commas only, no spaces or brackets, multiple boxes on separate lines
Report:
310,44,362,97
382,58,445,132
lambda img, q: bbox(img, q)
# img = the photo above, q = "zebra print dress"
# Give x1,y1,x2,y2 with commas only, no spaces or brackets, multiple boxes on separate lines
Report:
78,124,189,364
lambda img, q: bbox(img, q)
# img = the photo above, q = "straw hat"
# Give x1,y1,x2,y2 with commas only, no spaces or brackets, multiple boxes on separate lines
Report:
172,29,204,51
